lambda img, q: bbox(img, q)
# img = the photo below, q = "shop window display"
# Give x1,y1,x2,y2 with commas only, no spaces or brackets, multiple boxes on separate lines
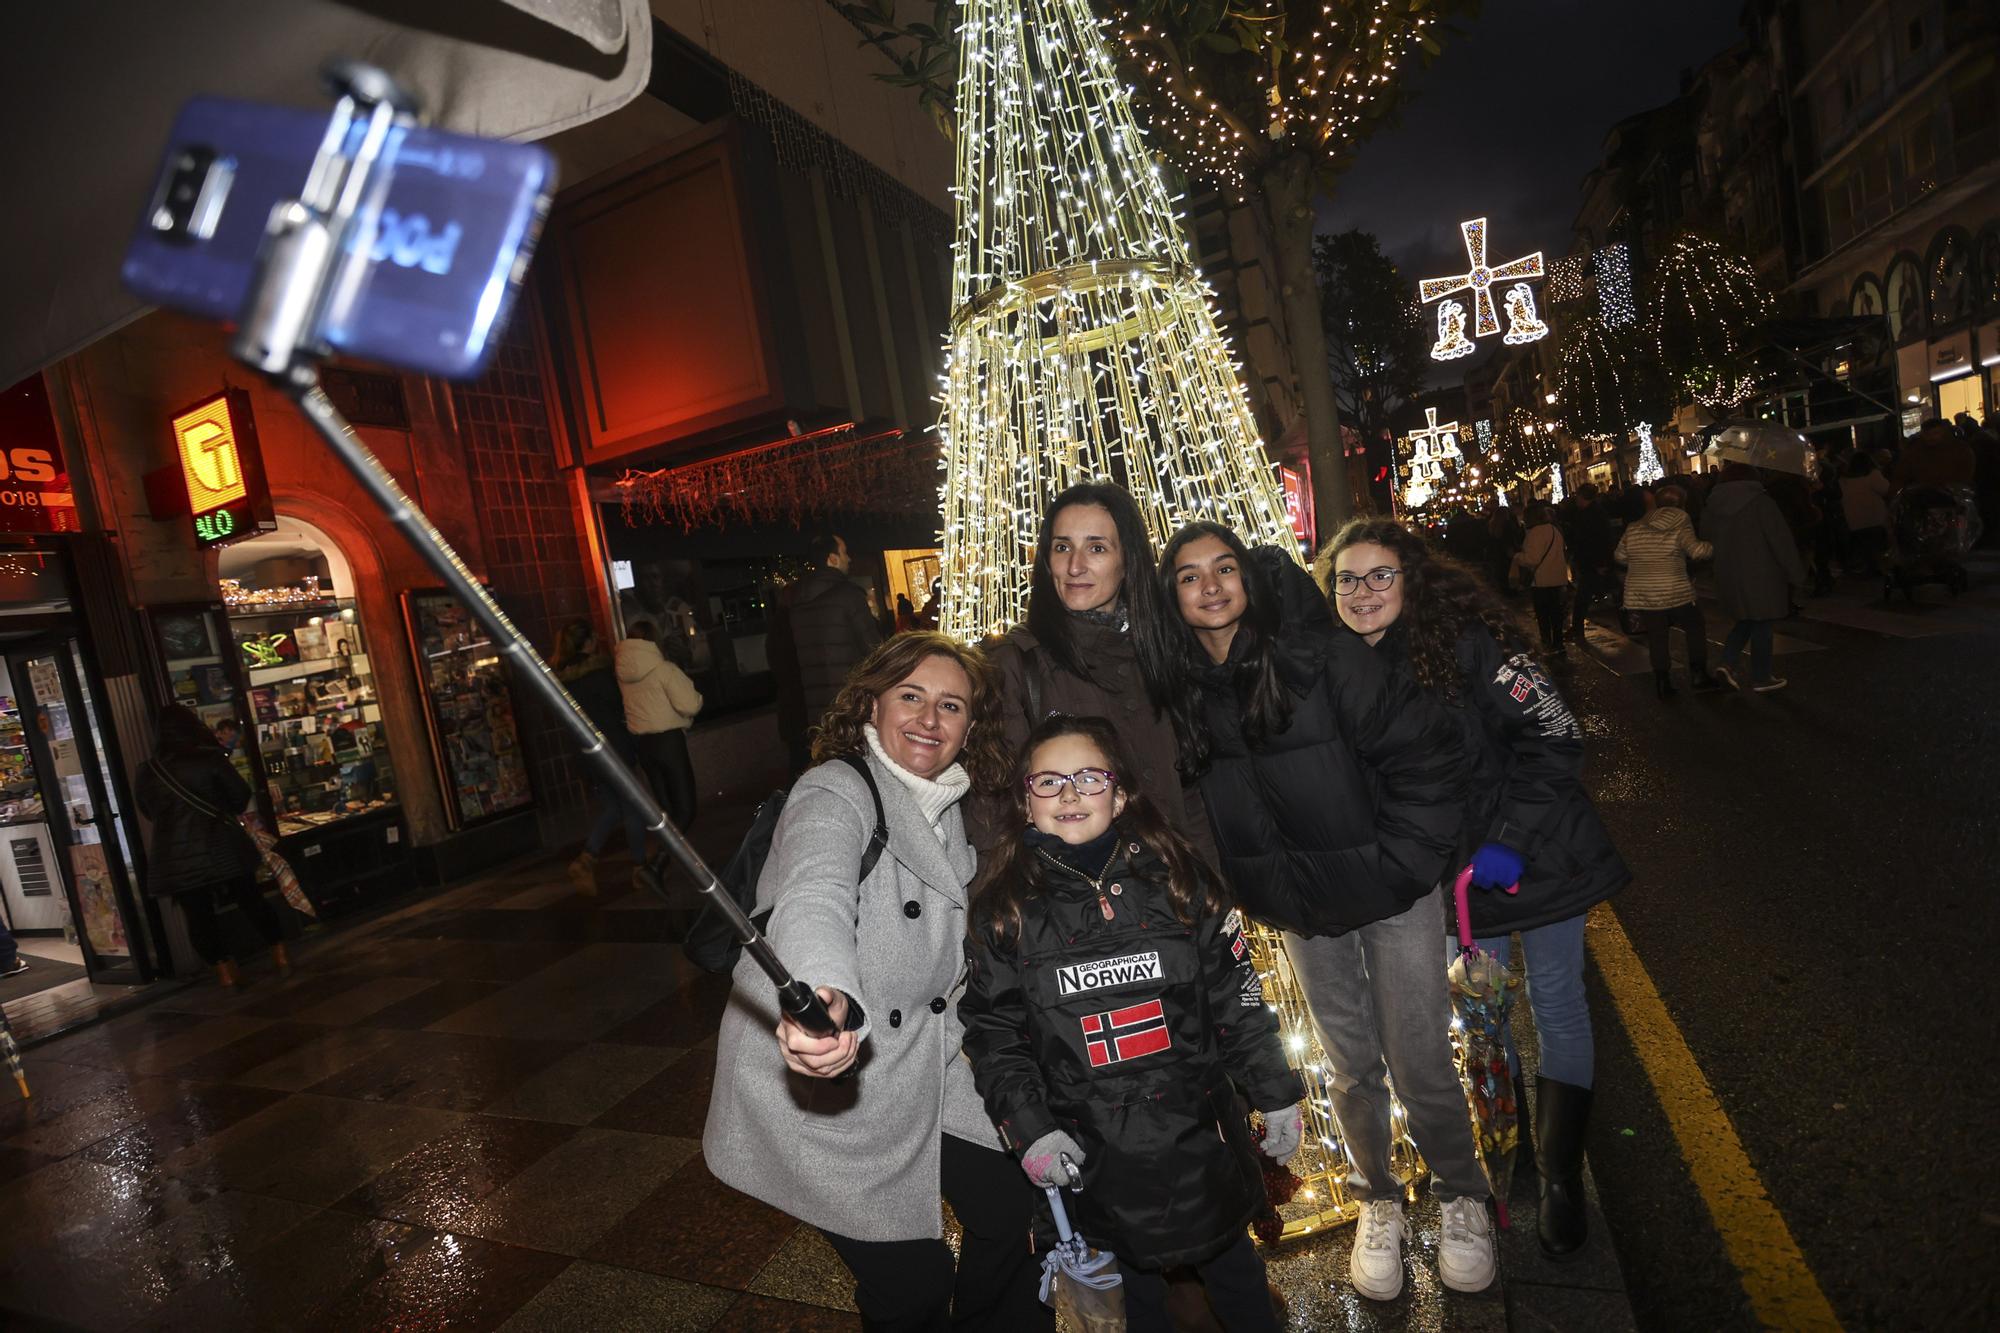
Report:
402,590,532,827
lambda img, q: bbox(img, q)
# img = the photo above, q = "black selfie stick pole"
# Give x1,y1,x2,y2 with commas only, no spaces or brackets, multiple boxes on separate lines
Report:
228,62,835,1038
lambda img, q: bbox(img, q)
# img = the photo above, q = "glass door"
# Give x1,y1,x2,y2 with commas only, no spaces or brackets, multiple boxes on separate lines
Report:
6,643,151,983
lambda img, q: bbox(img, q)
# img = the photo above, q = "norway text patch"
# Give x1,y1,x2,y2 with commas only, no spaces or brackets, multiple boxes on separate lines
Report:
1056,950,1162,996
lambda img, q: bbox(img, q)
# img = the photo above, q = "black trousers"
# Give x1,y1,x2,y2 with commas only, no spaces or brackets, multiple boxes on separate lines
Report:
823,1135,1051,1333
1571,563,1607,634
176,876,281,965
1530,585,1567,650
1639,603,1708,677
1121,1233,1279,1333
634,729,697,830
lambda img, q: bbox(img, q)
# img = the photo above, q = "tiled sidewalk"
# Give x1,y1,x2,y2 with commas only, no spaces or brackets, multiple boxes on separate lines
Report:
1,844,1631,1331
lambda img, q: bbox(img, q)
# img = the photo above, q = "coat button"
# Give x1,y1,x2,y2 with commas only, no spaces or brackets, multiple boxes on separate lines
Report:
903,900,922,919
929,996,947,1014
889,1009,902,1028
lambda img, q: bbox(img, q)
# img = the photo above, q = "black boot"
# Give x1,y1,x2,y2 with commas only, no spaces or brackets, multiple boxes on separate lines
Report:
1653,672,1677,699
1535,1075,1593,1259
1513,1068,1535,1188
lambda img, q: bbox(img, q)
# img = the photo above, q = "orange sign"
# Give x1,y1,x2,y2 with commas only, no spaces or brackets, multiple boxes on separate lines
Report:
172,395,249,512
0,374,80,535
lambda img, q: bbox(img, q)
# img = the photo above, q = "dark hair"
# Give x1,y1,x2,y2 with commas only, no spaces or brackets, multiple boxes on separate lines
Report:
1575,482,1598,501
811,631,1010,792
551,619,597,673
1845,451,1877,478
1525,502,1554,526
154,703,221,757
627,620,655,640
969,714,1223,946
1321,517,1524,704
1159,521,1294,775
808,532,844,566
1025,482,1183,715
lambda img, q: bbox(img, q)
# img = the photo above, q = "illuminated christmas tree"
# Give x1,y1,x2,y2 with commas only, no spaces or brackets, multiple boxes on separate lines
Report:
937,0,1416,1237
937,0,1293,639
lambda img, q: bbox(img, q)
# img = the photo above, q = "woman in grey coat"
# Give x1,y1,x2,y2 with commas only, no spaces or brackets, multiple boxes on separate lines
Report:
1702,462,1807,693
704,632,1049,1332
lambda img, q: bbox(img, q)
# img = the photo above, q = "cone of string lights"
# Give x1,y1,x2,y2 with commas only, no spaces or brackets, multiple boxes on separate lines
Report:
936,0,1294,641
937,0,1419,1241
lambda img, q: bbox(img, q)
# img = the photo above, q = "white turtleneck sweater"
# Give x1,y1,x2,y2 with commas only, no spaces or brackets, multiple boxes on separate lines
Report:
863,724,970,846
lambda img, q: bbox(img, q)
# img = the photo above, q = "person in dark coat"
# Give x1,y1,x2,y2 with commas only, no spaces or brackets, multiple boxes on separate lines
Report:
1326,517,1627,1260
1163,521,1493,1303
767,532,884,774
961,715,1301,1332
1562,484,1616,641
1702,464,1807,694
134,704,287,987
965,482,1211,866
553,620,645,895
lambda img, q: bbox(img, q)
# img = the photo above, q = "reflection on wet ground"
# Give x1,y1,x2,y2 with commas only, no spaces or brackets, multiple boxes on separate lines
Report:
0,849,1590,1330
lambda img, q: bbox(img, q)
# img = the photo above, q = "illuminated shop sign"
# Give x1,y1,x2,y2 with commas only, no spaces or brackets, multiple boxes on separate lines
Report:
171,389,273,548
0,374,80,535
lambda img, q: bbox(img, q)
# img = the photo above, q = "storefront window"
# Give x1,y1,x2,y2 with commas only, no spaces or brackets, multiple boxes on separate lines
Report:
402,590,532,827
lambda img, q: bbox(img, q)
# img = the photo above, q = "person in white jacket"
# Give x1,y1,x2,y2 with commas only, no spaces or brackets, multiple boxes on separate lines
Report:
615,623,703,832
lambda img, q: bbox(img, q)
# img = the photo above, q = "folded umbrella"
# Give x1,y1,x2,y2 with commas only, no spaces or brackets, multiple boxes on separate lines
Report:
1039,1178,1123,1332
1449,864,1524,1226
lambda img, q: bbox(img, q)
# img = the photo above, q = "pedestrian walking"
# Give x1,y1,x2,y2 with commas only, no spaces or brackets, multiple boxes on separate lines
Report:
1703,464,1807,694
552,620,646,895
1841,451,1893,576
1613,485,1721,698
965,481,1209,864
766,532,884,774
1562,484,1616,641
1485,503,1522,593
1162,522,1492,1302
961,714,1303,1332
1513,503,1569,654
614,622,702,834
1324,518,1629,1258
703,633,1051,1332
134,704,290,988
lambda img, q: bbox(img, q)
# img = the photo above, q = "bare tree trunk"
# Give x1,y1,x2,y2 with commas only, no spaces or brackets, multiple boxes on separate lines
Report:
1258,152,1351,536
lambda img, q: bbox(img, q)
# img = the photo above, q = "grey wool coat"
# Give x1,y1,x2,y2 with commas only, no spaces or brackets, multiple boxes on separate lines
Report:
1702,479,1807,621
702,750,1001,1243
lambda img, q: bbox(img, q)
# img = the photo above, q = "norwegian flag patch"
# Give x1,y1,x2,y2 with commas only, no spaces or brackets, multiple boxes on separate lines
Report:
1081,998,1172,1067
1510,676,1533,702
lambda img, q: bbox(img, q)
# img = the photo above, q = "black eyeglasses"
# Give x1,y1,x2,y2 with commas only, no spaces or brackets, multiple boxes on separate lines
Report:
1331,568,1402,596
1024,768,1117,799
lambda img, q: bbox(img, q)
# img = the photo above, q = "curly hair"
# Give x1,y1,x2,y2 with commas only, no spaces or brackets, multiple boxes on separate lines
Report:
1319,517,1525,704
810,631,1011,791
969,714,1224,947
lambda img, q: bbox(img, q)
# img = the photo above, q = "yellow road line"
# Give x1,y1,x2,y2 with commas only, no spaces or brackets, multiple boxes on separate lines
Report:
1587,902,1844,1331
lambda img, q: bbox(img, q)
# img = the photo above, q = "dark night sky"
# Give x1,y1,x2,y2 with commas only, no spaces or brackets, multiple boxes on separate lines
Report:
1315,0,1748,385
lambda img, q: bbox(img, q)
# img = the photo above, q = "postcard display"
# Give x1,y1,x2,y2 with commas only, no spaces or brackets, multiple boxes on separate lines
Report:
402,591,533,828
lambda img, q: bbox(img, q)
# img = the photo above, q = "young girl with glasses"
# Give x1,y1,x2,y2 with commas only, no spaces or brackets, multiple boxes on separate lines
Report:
960,714,1302,1333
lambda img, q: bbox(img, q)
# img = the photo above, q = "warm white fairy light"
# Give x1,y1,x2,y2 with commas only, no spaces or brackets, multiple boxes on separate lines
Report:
1419,217,1545,359
1594,243,1636,326
937,0,1294,640
1549,460,1566,503
1633,420,1664,484
1430,300,1475,360
1501,282,1548,345
1398,405,1462,511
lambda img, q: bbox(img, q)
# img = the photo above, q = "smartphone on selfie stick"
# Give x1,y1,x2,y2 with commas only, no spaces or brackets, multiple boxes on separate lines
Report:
122,62,838,1039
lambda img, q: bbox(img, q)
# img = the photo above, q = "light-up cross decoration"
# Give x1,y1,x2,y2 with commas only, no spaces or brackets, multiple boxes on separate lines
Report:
1400,405,1463,510
1420,217,1545,358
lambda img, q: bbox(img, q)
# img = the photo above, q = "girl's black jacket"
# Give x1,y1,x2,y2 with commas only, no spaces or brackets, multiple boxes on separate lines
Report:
1399,624,1628,935
959,837,1302,1270
1190,550,1466,937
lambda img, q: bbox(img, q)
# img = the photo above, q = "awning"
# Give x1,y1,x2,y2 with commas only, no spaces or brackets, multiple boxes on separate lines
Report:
2,0,652,389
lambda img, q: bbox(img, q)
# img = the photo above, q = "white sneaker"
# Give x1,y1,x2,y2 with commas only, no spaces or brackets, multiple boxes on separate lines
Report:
1751,676,1789,693
1350,1198,1408,1301
1438,1196,1497,1292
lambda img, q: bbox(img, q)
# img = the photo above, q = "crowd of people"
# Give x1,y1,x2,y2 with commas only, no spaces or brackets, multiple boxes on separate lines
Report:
690,481,1627,1331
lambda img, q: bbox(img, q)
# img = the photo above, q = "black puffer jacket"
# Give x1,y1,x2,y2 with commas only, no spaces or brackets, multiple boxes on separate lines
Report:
1420,626,1629,935
1192,552,1465,937
780,566,883,725
133,747,258,897
960,835,1301,1269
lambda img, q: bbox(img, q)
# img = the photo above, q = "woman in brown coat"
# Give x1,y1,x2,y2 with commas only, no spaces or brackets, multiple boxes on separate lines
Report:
965,482,1213,863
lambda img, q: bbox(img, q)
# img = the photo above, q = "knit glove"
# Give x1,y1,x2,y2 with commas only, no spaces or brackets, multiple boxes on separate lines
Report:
1469,841,1525,891
1259,1103,1303,1163
1021,1130,1085,1188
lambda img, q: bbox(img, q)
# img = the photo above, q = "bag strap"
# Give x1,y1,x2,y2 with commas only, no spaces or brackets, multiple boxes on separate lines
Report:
1524,529,1554,569
147,758,229,824
837,753,890,881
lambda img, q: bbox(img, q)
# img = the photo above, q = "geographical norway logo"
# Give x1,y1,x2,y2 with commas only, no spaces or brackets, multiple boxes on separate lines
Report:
1081,999,1171,1067
1056,951,1161,996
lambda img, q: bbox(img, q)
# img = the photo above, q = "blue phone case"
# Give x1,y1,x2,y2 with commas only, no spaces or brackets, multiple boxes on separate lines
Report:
121,97,555,380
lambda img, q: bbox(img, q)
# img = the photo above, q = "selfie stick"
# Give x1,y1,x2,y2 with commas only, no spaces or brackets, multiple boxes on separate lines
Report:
226,62,837,1038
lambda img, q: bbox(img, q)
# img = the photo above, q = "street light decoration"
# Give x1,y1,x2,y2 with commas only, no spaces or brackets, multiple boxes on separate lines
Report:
1398,404,1463,510
1419,216,1546,359
936,0,1295,642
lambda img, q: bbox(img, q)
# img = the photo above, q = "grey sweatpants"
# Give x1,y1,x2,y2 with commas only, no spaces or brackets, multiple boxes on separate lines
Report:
1285,886,1489,1203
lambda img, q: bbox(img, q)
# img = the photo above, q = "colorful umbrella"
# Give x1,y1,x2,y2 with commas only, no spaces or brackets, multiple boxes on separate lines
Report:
1,1009,28,1099
1449,865,1523,1225
1039,1179,1123,1332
